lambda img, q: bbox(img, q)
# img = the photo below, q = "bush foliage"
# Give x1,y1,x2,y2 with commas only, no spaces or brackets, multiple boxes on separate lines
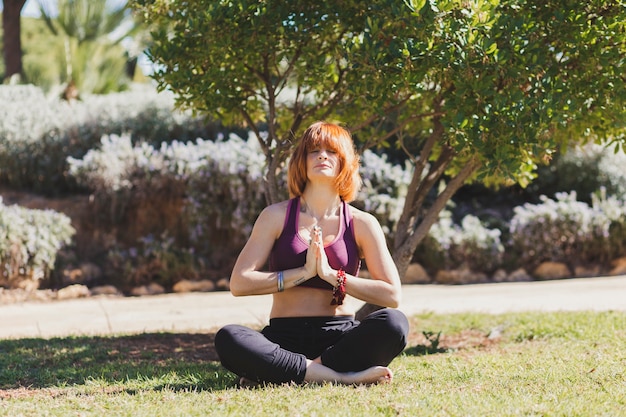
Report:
509,191,626,270
66,127,626,287
3,86,626,289
66,132,416,278
0,85,215,194
0,198,75,288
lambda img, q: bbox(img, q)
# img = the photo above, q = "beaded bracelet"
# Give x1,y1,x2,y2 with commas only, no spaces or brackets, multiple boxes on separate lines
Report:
331,268,347,305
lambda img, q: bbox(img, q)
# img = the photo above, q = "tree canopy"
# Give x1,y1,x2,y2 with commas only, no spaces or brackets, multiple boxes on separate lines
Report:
133,0,626,279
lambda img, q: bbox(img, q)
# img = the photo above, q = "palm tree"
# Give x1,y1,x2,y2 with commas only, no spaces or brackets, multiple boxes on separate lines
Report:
37,0,139,96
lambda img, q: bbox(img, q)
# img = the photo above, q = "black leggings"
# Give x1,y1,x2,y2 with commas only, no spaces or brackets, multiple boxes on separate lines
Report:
214,308,409,384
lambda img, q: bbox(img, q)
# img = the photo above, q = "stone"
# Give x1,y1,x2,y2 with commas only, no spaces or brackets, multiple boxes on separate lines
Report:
56,284,91,300
491,268,509,283
90,285,121,296
574,265,602,278
609,257,626,276
172,279,216,293
533,262,571,280
507,268,533,282
216,278,230,291
402,263,431,284
130,283,165,296
435,267,489,285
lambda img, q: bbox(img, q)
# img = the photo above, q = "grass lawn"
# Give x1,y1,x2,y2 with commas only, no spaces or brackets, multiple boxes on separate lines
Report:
1,311,625,416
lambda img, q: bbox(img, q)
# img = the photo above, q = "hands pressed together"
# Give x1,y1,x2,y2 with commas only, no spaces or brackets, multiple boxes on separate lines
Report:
304,226,338,285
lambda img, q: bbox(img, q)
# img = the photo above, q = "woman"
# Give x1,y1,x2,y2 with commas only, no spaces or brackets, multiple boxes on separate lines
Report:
215,121,409,386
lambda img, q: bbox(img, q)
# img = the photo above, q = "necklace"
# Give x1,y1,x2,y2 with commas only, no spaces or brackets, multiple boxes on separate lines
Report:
301,196,341,227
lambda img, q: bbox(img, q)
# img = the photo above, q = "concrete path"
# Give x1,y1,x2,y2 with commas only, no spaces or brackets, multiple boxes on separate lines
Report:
2,275,625,339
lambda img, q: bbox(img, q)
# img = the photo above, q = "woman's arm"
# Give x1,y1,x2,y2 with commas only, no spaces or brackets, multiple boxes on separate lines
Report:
229,203,317,296
315,208,402,307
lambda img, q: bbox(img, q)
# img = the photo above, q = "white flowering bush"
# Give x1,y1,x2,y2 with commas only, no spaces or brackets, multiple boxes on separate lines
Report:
68,134,169,192
0,84,212,194
66,132,416,271
509,191,626,268
584,144,626,199
356,150,413,235
68,127,626,282
184,132,273,262
0,198,75,288
416,210,505,272
523,142,626,204
66,131,271,271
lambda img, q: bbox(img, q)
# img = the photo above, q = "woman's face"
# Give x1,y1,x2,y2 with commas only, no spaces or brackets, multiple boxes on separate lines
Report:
306,146,340,181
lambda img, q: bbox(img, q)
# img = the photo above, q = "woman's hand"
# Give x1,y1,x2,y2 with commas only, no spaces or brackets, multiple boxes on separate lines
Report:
303,226,320,279
313,226,336,284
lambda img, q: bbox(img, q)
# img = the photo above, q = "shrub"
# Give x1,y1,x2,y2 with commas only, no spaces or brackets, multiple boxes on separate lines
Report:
509,191,626,269
0,198,75,288
71,128,626,283
356,150,413,235
416,210,504,273
592,144,626,200
105,232,199,291
67,132,269,272
66,132,414,276
184,133,271,266
508,142,626,205
0,84,214,194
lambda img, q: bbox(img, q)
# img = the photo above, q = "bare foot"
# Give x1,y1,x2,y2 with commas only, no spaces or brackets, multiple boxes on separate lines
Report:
341,366,393,385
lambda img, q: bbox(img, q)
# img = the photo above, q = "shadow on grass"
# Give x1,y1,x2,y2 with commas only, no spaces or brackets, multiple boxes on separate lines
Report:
0,332,236,391
403,344,450,356
0,328,496,393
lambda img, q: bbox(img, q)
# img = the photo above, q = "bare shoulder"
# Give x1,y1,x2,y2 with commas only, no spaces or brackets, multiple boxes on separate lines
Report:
261,199,290,218
348,204,383,236
253,200,290,237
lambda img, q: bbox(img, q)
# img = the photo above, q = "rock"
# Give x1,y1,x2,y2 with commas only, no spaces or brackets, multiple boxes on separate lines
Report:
130,283,165,296
574,265,602,278
491,268,509,283
402,263,431,284
435,267,489,285
90,285,122,296
216,278,230,291
507,268,533,282
609,257,626,276
172,279,216,293
28,290,55,302
533,262,571,280
56,284,91,300
14,277,40,292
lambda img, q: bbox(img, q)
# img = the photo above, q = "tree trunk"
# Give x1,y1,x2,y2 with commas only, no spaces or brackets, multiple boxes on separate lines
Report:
393,157,481,277
355,157,481,321
2,0,27,81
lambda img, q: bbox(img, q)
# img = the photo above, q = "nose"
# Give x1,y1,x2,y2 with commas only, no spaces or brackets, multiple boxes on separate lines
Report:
318,150,328,160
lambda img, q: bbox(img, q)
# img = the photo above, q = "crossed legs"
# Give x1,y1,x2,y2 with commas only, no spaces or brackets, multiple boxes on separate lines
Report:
214,308,409,385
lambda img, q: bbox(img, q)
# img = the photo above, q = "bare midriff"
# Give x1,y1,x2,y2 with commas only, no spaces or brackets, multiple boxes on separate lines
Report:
269,286,355,318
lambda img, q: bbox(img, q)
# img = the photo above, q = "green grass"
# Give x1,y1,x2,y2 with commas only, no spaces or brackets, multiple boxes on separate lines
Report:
1,311,625,416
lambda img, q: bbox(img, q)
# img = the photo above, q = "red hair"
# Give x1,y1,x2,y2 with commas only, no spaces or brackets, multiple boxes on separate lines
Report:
288,121,362,202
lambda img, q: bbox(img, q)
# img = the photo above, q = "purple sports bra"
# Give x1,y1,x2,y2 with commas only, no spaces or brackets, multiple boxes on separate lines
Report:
268,197,361,290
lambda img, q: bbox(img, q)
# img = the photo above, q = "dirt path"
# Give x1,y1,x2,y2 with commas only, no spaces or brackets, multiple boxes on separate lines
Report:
2,275,626,339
